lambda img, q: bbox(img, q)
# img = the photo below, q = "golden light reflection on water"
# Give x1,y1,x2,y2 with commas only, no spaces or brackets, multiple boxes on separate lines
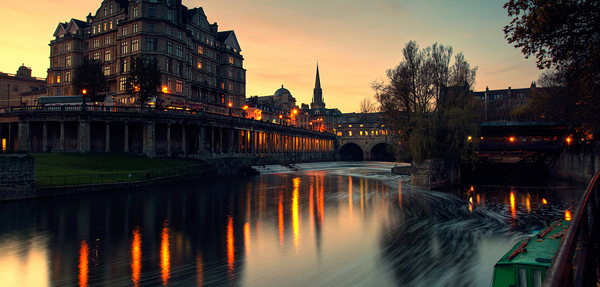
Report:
278,191,284,245
160,220,170,285
244,222,251,255
131,227,142,287
196,253,204,286
510,191,516,219
398,179,402,208
79,240,89,287
469,197,473,213
349,177,354,215
292,177,301,251
526,194,531,213
227,215,235,274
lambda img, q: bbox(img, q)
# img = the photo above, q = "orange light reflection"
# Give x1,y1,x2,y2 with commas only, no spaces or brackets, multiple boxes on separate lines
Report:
132,227,142,287
196,254,204,286
469,197,473,213
227,215,235,273
510,192,516,219
79,240,89,287
292,178,301,251
349,177,353,215
278,192,284,245
543,198,548,204
160,221,170,285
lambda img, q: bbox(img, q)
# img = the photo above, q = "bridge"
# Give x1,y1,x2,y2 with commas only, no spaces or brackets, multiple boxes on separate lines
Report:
336,113,396,161
0,106,336,164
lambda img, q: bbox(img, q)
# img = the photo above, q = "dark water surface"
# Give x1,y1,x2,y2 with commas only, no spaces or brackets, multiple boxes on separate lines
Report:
0,162,585,286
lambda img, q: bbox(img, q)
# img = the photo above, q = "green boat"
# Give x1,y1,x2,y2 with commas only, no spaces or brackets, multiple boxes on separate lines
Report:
491,220,569,287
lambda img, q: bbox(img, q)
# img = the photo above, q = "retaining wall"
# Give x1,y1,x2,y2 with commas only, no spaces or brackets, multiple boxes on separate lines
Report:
0,154,36,201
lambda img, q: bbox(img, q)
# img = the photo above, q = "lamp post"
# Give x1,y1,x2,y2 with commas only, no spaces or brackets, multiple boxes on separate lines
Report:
228,102,233,116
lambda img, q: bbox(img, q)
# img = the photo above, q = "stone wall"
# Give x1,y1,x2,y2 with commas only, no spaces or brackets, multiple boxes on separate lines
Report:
0,154,36,200
411,158,461,189
549,152,600,184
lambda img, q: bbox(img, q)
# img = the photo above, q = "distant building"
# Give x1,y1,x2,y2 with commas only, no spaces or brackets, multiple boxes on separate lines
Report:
297,64,341,133
475,84,535,121
0,65,46,108
48,0,245,114
245,85,296,124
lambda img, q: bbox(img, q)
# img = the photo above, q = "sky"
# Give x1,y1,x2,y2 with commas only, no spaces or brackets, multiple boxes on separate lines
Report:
0,0,543,113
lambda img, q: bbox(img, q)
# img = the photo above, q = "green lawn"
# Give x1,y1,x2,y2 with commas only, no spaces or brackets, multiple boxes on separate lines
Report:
31,153,208,176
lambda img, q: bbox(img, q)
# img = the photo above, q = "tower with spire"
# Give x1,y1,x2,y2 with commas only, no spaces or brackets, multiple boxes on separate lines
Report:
311,63,325,109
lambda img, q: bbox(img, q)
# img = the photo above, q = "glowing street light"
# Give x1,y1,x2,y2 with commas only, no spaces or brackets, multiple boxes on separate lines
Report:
509,137,515,142
162,86,168,93
82,89,87,95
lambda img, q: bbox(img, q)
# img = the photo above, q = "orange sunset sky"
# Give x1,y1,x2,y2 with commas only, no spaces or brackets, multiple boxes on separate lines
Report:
0,0,542,113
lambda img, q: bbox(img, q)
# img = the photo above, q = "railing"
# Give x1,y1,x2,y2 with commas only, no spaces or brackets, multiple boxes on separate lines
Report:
36,164,211,188
544,171,600,287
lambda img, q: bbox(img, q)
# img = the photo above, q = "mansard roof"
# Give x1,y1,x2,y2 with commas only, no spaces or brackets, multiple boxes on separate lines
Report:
217,30,241,52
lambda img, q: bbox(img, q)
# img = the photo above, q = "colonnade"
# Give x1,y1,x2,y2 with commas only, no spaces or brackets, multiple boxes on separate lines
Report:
0,118,336,159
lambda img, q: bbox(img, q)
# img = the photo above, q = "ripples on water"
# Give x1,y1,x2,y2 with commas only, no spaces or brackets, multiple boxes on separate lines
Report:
0,162,585,287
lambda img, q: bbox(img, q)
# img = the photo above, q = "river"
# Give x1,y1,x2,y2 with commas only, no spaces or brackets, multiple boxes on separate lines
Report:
0,162,585,286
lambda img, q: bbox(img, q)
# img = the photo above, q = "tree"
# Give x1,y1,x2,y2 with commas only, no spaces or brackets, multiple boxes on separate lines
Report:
504,0,600,132
373,41,480,163
359,97,378,114
125,56,162,108
73,58,108,103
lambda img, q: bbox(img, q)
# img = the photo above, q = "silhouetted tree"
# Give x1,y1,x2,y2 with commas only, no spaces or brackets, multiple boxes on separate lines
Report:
373,41,480,163
73,58,108,103
504,0,600,133
359,97,378,114
125,56,162,108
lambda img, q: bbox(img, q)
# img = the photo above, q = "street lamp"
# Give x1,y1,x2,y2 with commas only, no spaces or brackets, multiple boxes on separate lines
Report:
228,102,233,116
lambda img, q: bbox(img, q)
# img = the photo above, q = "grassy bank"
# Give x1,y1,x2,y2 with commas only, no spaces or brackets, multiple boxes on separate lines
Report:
31,153,209,176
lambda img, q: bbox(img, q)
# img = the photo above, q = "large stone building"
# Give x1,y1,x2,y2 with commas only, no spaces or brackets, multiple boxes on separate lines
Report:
474,84,535,121
47,0,245,114
0,65,46,108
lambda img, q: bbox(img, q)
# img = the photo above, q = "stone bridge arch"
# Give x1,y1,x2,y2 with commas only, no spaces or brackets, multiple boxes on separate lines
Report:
370,142,395,162
339,143,363,161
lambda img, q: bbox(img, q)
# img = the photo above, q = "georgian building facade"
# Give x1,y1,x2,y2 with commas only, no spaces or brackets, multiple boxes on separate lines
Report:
48,0,245,114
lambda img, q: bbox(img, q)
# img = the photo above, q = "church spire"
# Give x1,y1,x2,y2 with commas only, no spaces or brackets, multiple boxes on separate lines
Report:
311,63,325,109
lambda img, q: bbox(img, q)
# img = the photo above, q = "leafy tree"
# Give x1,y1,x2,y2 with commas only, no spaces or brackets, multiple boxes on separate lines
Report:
504,0,600,132
373,41,480,163
73,58,108,103
125,56,162,108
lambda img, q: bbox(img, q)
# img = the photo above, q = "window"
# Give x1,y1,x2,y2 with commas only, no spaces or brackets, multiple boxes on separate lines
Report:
167,77,173,92
104,50,111,61
207,63,212,73
66,56,72,67
167,10,172,21
149,6,156,17
122,27,128,36
518,268,527,287
121,42,128,54
65,43,72,51
110,20,113,30
104,36,111,45
57,87,61,97
228,69,232,77
167,27,172,36
93,39,100,48
103,22,107,31
197,46,203,54
120,77,127,91
148,23,156,32
133,7,139,18
104,66,110,76
93,52,100,60
110,4,113,14
146,38,157,51
65,72,71,83
229,56,233,64
166,59,171,72
56,73,61,83
176,62,181,75
177,31,182,40
93,25,97,34
197,59,202,69
166,41,173,54
208,50,213,58
48,73,53,84
228,83,233,91
132,39,139,51
176,80,183,93
176,45,183,57
122,59,127,72
133,24,138,33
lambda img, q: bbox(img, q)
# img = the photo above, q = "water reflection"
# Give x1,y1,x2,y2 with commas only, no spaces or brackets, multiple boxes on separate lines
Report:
0,162,585,286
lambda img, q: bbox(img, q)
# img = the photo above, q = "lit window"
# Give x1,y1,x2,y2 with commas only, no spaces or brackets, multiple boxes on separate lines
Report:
132,39,139,51
133,24,138,33
119,77,127,91
229,56,233,64
104,50,111,61
110,20,113,30
197,46,203,54
348,131,352,136
197,59,202,69
176,80,183,93
93,52,100,60
104,66,110,76
66,56,72,67
121,42,128,54
65,72,71,83
122,27,128,36
65,43,72,51
56,73,61,83
104,36,111,45
133,7,139,18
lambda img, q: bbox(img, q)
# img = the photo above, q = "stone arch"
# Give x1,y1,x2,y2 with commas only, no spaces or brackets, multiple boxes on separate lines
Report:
339,143,364,161
370,142,395,162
